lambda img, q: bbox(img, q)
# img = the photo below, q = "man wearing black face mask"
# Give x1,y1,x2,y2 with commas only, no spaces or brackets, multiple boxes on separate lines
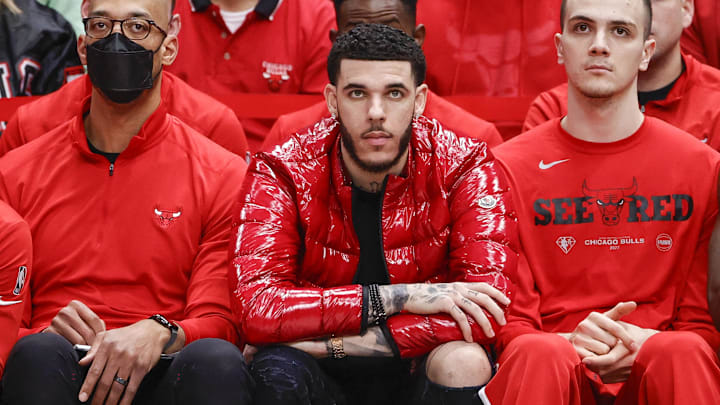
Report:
0,0,249,158
0,1,254,405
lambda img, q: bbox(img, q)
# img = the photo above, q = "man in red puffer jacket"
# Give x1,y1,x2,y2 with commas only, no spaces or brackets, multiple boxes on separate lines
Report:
231,24,518,405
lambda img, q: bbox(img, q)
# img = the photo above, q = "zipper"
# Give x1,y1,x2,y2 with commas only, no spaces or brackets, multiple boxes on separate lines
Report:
109,162,115,177
377,176,391,284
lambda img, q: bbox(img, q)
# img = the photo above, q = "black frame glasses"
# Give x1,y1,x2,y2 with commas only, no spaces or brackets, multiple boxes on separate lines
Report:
82,16,168,40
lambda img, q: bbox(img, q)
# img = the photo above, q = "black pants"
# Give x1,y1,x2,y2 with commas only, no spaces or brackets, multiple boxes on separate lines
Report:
251,346,485,405
0,333,254,405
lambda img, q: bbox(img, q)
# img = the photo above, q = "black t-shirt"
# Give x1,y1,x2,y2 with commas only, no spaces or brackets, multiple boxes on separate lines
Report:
87,138,120,163
351,185,390,286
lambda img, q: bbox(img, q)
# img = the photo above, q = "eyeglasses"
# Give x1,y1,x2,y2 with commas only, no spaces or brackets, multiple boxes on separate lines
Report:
82,17,167,40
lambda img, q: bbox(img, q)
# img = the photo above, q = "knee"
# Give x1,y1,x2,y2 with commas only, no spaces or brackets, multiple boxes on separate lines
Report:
251,346,317,390
425,341,493,388
6,332,75,369
502,333,578,369
175,338,249,381
636,331,715,366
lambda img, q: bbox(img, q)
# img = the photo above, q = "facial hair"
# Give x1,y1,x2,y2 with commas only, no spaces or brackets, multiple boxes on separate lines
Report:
338,117,412,174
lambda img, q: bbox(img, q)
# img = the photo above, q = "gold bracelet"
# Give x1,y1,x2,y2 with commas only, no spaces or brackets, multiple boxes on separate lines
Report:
330,336,346,359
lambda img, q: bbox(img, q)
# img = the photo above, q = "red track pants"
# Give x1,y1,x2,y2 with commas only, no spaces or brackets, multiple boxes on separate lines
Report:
482,331,720,405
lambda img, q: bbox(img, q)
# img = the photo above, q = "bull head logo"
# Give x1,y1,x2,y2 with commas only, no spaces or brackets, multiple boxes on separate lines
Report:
582,177,638,226
154,208,182,228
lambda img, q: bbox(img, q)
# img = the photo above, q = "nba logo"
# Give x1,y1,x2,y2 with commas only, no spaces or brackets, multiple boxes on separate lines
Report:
13,266,27,295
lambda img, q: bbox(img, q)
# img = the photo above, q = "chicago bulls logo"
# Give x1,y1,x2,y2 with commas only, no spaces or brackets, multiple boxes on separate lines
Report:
154,208,182,228
262,61,292,92
583,178,638,226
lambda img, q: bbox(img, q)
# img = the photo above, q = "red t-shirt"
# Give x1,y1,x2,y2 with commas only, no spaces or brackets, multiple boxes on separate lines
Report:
169,0,335,152
0,72,249,158
0,200,31,379
681,0,720,69
416,0,566,138
261,90,503,151
523,55,720,150
0,99,247,346
494,117,720,359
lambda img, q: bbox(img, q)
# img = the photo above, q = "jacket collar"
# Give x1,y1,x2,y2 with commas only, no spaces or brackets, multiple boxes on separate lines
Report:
645,53,695,108
188,0,282,19
70,95,171,162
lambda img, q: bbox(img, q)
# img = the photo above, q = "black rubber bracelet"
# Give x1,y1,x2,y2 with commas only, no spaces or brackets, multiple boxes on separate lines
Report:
149,314,178,353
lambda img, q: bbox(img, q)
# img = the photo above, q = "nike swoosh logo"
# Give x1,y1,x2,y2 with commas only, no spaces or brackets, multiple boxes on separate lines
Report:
0,297,22,306
539,159,570,170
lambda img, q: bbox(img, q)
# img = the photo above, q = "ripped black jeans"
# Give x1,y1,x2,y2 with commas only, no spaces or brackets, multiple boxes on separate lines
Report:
251,345,491,405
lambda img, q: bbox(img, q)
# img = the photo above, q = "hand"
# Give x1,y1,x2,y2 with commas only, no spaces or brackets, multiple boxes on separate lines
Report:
582,321,659,383
242,344,259,364
77,319,172,405
379,282,511,342
44,300,106,345
566,302,638,359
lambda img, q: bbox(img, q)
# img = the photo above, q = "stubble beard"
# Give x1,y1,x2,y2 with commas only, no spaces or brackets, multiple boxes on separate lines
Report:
338,116,412,174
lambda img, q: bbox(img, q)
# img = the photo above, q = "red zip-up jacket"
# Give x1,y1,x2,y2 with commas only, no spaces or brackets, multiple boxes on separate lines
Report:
0,72,249,158
681,0,720,69
260,90,504,151
232,116,518,359
523,55,720,149
0,97,247,345
0,200,31,379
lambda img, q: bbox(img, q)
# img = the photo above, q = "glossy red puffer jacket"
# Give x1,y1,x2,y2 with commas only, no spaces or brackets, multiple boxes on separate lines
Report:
231,116,518,358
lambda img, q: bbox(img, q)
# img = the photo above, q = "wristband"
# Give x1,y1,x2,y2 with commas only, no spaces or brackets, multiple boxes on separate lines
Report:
149,314,178,353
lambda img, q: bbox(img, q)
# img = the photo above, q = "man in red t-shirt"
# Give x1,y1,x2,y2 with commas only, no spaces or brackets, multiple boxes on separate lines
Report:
0,200,31,381
261,0,503,152
416,0,566,139
523,0,720,150
481,0,720,404
168,0,335,151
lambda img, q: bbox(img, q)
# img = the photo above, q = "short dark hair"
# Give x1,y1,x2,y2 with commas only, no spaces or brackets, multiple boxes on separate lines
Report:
327,23,426,86
560,0,652,39
332,0,417,23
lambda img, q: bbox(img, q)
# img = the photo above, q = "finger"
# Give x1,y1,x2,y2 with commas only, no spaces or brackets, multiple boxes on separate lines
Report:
72,301,106,335
464,289,506,325
574,346,596,360
79,333,105,367
588,313,638,351
583,342,630,369
45,324,87,346
119,370,143,405
103,366,130,405
89,364,117,405
603,301,637,321
571,333,612,356
63,314,99,346
446,301,473,343
576,319,618,348
78,340,108,402
467,283,511,306
455,296,495,338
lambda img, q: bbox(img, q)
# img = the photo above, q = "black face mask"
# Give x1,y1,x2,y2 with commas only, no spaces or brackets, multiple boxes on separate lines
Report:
86,33,158,104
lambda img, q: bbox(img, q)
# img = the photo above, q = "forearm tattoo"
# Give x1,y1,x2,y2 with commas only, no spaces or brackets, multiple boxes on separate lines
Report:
342,327,393,358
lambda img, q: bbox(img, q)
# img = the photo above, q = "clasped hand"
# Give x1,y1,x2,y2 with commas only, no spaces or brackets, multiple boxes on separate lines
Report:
44,300,170,405
565,301,658,383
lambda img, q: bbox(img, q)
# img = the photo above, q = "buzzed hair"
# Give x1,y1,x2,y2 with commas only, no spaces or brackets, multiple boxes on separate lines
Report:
333,0,417,24
560,0,652,39
327,23,426,86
